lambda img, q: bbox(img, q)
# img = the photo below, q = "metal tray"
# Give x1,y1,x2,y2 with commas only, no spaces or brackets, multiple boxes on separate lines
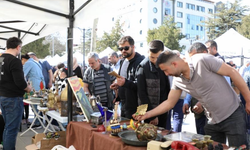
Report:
118,130,162,147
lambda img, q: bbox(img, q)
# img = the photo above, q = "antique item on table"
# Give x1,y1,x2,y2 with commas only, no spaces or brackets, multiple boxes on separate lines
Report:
47,90,56,109
108,71,121,78
134,104,148,116
68,76,94,122
160,141,173,150
164,131,204,142
109,103,122,136
60,85,81,117
90,112,103,125
203,135,211,141
135,122,157,141
118,130,162,146
171,141,199,150
89,95,100,112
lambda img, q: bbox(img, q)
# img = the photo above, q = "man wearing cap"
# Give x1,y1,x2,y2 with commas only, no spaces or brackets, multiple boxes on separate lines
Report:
28,52,53,89
136,40,170,128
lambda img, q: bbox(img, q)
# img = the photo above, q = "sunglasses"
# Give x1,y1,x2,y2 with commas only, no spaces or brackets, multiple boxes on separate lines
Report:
118,46,131,51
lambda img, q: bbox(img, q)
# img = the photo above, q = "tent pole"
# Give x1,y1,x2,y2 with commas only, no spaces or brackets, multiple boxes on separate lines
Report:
241,48,244,67
67,0,74,123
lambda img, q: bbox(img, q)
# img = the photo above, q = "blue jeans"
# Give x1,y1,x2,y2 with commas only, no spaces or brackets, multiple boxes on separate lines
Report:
166,99,184,132
0,96,23,150
204,105,247,147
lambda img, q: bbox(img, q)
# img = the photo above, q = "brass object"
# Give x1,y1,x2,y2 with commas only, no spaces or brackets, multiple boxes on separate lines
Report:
135,123,157,141
47,90,56,109
135,104,148,116
59,85,80,116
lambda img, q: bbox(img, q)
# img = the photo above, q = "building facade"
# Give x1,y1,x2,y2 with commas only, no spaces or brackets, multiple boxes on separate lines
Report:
99,0,214,54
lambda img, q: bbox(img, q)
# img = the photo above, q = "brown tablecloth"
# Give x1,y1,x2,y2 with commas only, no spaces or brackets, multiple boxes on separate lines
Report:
66,121,147,150
66,121,229,150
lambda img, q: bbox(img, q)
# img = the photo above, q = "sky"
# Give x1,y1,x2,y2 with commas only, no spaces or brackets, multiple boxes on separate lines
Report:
213,0,250,7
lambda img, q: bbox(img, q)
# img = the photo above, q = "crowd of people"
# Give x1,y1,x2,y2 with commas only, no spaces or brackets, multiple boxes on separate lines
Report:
0,35,250,149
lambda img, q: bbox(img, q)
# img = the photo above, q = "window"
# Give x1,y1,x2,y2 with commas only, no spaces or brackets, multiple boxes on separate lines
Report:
140,30,142,35
191,25,194,30
177,12,183,18
191,4,195,10
186,34,190,39
201,7,205,12
187,3,195,10
197,6,205,12
187,15,190,24
139,19,142,24
112,17,114,21
153,18,157,24
196,25,199,30
140,43,143,47
153,7,157,13
200,26,203,31
208,8,213,14
140,8,142,13
177,22,183,28
197,6,200,11
177,1,183,8
153,0,157,2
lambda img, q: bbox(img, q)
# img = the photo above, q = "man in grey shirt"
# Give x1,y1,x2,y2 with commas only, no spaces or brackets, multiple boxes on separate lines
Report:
134,43,250,147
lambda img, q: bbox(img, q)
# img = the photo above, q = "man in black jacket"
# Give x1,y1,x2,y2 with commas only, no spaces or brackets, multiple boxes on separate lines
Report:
136,40,170,128
110,36,144,119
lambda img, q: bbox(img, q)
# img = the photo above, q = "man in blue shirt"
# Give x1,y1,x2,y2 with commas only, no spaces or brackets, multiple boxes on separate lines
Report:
28,52,53,89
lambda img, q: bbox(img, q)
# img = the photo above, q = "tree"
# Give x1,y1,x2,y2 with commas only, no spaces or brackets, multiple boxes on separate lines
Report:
237,14,250,39
204,0,249,39
95,19,123,53
147,16,185,52
21,37,50,58
44,32,66,56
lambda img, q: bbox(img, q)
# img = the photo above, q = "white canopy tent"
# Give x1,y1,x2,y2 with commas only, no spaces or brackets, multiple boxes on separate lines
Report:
0,0,133,121
215,28,250,66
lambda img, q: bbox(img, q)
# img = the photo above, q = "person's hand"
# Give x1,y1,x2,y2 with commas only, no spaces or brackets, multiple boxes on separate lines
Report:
182,104,190,114
132,112,150,121
47,82,52,89
149,117,158,125
192,102,204,114
110,82,119,90
116,77,125,87
246,101,250,115
25,85,32,93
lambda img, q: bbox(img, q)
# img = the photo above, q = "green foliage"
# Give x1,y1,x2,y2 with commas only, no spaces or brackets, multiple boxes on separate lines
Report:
21,37,50,58
147,16,185,52
204,0,249,39
45,33,66,56
237,14,250,39
95,19,123,53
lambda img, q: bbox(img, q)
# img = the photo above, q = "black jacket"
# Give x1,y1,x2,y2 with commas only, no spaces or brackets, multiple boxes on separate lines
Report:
118,52,145,118
136,57,170,127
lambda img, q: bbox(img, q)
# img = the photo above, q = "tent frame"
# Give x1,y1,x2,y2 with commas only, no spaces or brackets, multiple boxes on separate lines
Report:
1,0,92,122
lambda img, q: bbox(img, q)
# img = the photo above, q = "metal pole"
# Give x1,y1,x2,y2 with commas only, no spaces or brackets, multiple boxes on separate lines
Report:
67,0,74,123
82,28,85,73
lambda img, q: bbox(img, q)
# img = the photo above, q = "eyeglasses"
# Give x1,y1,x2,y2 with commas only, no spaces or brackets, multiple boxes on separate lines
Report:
118,46,130,51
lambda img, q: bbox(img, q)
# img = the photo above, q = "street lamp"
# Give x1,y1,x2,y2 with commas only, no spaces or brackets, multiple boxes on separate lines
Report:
77,27,86,73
